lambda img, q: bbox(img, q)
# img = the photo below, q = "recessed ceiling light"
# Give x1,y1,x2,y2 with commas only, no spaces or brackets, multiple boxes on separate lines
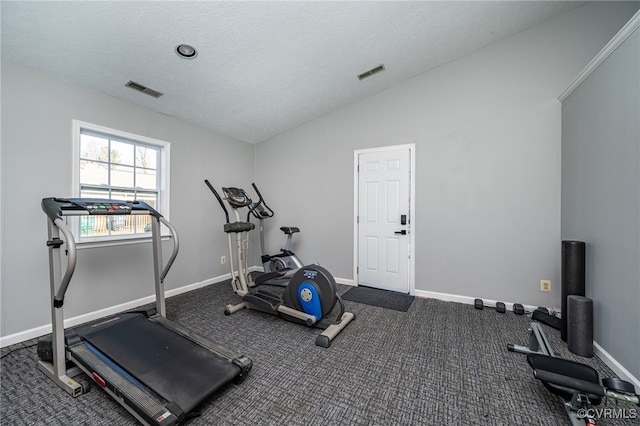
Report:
175,44,198,59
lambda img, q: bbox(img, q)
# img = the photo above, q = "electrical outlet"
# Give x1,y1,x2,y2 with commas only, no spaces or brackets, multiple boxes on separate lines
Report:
540,280,551,292
220,256,227,265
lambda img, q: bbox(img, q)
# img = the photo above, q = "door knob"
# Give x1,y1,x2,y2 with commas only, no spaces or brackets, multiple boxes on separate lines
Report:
394,230,407,235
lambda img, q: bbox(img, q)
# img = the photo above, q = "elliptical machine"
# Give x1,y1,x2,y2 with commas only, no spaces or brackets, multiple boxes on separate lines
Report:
204,180,355,347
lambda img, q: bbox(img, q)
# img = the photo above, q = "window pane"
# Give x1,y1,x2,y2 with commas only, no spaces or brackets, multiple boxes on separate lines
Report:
79,188,109,237
110,140,134,166
136,168,157,189
76,122,168,240
135,192,160,232
111,190,136,201
109,190,135,235
135,146,157,169
80,160,108,186
80,215,104,237
135,191,157,207
80,134,109,162
80,188,109,199
111,164,134,188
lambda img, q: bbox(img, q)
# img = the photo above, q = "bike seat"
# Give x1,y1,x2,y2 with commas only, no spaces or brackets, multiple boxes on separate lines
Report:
280,227,300,234
527,354,603,405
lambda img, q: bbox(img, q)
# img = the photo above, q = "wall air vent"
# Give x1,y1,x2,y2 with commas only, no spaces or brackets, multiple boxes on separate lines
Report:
357,64,385,80
125,80,164,98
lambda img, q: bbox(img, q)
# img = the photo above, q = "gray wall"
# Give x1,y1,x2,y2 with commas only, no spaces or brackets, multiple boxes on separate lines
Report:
561,25,640,380
1,1,638,371
0,62,255,337
255,3,638,307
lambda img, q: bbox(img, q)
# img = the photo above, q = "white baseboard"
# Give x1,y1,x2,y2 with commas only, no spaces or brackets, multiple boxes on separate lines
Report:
5,273,639,390
414,289,539,313
2,266,350,348
335,277,356,286
0,272,232,348
593,341,640,391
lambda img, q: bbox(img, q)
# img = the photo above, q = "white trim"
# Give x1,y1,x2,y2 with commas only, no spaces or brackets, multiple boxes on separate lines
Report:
335,277,356,287
593,341,640,391
414,289,538,314
415,289,640,390
4,272,638,389
76,235,172,250
1,264,345,348
353,144,416,295
0,272,229,348
559,10,640,101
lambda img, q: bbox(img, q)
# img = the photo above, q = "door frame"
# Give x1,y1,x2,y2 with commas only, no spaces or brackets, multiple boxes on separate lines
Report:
353,144,416,295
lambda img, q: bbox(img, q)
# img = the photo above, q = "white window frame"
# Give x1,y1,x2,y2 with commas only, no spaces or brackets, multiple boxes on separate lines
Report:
72,120,171,247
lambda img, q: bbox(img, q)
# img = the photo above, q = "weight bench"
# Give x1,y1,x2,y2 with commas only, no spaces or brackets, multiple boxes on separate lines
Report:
527,354,639,426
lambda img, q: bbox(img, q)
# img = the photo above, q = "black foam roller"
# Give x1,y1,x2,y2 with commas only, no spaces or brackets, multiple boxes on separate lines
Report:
561,240,586,341
567,295,593,357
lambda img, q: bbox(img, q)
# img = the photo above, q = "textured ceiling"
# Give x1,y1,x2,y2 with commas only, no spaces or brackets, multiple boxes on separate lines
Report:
2,1,582,144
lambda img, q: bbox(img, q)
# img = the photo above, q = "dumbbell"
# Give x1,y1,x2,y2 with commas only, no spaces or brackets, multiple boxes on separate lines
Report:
474,299,525,315
513,303,525,315
474,299,506,313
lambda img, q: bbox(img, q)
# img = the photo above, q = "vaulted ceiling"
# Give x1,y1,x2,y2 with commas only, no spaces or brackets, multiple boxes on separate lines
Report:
2,1,582,143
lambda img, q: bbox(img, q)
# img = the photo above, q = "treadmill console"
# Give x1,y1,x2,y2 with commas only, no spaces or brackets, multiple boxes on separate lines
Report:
41,197,161,221
80,201,132,214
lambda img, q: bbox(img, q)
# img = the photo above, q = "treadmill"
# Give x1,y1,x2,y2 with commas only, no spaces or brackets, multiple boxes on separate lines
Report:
37,197,252,425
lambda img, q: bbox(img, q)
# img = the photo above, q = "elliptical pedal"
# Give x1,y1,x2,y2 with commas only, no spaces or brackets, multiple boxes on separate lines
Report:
253,271,285,286
243,290,282,312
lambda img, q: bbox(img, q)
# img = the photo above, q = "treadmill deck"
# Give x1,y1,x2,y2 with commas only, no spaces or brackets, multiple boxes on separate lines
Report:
72,312,241,413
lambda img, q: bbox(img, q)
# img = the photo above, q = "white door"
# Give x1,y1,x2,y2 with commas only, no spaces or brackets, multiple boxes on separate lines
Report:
356,145,413,293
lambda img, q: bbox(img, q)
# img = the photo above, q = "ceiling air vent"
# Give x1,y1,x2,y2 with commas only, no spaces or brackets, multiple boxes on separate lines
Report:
125,80,164,98
357,64,385,80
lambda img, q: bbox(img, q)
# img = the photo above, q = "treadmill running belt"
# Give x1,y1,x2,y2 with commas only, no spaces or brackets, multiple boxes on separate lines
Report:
75,313,239,413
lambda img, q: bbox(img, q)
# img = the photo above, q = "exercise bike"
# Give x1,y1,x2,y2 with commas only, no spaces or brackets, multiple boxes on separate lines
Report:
248,183,304,275
204,180,355,347
528,353,639,425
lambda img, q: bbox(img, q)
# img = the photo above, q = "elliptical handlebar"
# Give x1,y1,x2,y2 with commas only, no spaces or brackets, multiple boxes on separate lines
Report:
205,180,275,225
248,183,275,221
204,179,230,224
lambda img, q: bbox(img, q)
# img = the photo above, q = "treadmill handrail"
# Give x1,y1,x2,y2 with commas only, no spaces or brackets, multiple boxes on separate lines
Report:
52,218,77,306
159,216,179,282
42,197,179,311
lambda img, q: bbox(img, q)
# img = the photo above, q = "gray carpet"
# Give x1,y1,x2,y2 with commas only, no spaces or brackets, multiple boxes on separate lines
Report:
341,286,414,312
1,281,637,425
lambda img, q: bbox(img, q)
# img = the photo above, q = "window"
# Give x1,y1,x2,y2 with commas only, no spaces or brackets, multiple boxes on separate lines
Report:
72,120,170,243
